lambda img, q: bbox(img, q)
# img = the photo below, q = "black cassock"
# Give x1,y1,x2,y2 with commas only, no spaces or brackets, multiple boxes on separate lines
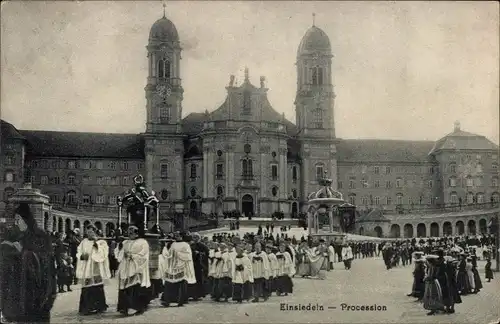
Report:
0,228,57,324
187,242,209,300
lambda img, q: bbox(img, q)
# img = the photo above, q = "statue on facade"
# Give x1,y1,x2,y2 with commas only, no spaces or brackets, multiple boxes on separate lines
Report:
229,75,235,87
260,76,266,88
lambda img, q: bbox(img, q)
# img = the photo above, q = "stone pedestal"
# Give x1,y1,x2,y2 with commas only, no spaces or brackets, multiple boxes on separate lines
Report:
6,183,52,230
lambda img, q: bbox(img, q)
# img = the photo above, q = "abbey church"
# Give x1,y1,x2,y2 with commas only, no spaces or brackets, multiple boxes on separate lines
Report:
1,13,498,220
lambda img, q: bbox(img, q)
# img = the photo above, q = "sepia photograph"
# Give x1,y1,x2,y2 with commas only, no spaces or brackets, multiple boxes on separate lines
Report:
0,1,499,323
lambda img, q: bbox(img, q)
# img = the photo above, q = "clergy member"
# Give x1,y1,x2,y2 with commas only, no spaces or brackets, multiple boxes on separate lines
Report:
160,232,196,307
75,224,110,316
115,226,151,316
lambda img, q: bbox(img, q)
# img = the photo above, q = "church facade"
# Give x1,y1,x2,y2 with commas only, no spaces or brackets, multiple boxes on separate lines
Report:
1,14,499,220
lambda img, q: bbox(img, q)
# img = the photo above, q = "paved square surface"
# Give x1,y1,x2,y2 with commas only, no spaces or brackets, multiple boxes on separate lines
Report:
51,257,500,324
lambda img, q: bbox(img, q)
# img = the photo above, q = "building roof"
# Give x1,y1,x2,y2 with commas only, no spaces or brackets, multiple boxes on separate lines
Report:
297,25,332,57
357,208,390,223
429,122,498,154
149,16,179,42
336,139,435,163
20,130,144,159
1,119,25,140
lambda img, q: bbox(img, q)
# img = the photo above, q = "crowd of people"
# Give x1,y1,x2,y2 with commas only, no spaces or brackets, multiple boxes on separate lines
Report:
381,235,497,316
1,202,498,323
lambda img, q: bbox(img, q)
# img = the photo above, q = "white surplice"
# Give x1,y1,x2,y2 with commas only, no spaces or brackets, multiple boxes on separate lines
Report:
161,241,196,284
75,238,111,287
115,238,151,290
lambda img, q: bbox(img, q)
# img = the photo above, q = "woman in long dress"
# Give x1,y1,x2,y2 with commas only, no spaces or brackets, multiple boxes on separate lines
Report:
455,254,471,295
465,257,476,293
422,255,445,315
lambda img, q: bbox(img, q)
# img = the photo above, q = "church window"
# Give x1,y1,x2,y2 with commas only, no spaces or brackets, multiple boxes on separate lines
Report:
396,193,403,205
190,164,197,179
466,176,473,187
4,171,14,182
317,67,323,85
67,175,76,185
466,192,473,204
158,58,171,79
244,144,251,154
312,108,323,128
292,166,298,182
161,164,168,179
396,178,403,188
271,186,278,197
311,68,317,85
292,189,298,199
190,187,197,197
242,159,253,179
271,164,278,180
242,90,251,115
159,101,171,123
216,163,224,179
449,177,457,187
348,194,356,205
374,197,380,205
216,186,224,197
66,191,76,204
41,176,48,185
315,164,324,180
477,193,484,203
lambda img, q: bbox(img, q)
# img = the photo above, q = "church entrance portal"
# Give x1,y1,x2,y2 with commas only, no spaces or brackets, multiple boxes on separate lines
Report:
241,194,254,218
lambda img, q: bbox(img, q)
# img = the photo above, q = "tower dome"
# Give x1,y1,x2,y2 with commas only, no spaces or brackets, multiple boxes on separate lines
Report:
149,16,179,42
297,25,331,57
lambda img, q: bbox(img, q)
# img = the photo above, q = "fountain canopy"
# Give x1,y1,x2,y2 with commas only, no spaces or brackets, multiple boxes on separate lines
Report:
307,177,344,208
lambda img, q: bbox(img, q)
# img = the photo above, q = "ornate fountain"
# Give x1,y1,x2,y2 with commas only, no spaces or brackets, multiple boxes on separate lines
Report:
306,172,356,243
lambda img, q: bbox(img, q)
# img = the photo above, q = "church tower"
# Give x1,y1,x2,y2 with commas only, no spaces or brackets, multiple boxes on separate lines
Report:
295,15,338,203
143,8,185,211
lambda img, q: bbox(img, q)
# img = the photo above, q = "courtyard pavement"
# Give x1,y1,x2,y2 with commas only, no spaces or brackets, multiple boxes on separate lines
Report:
51,256,500,324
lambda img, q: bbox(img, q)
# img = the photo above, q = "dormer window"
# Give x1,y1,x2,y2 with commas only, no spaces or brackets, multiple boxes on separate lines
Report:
158,58,171,80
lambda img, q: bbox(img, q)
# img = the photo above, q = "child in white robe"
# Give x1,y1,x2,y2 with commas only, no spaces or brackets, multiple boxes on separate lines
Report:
232,244,254,303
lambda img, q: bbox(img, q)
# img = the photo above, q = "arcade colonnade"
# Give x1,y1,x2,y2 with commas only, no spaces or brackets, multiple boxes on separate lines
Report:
43,210,117,237
359,212,499,239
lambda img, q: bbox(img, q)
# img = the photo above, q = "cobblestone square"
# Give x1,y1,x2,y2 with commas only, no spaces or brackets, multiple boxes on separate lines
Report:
51,257,500,324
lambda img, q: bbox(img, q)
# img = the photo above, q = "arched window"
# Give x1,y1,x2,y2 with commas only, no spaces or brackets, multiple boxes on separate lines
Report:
311,67,324,85
449,162,456,173
244,144,251,154
477,193,484,203
449,177,457,187
159,99,171,123
216,186,224,197
396,193,403,205
242,159,253,179
361,196,368,205
292,189,298,199
190,164,197,179
66,191,76,204
271,186,278,197
160,163,168,179
158,58,171,79
315,163,324,180
292,166,298,181
4,171,14,182
374,197,380,205
190,187,197,198
450,192,459,204
312,108,323,128
348,194,356,205
242,90,251,114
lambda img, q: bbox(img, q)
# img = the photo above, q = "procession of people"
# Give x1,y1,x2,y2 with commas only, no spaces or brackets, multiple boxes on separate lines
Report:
0,201,498,323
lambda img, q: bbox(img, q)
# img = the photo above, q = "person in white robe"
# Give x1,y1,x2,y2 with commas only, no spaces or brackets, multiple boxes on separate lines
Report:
265,245,279,294
160,232,196,307
275,242,295,296
249,242,270,302
328,242,336,270
232,244,254,303
75,224,111,315
213,243,234,302
115,226,151,316
342,243,354,270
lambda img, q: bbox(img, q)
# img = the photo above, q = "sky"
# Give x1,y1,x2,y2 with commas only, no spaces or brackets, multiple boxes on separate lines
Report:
1,1,499,143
